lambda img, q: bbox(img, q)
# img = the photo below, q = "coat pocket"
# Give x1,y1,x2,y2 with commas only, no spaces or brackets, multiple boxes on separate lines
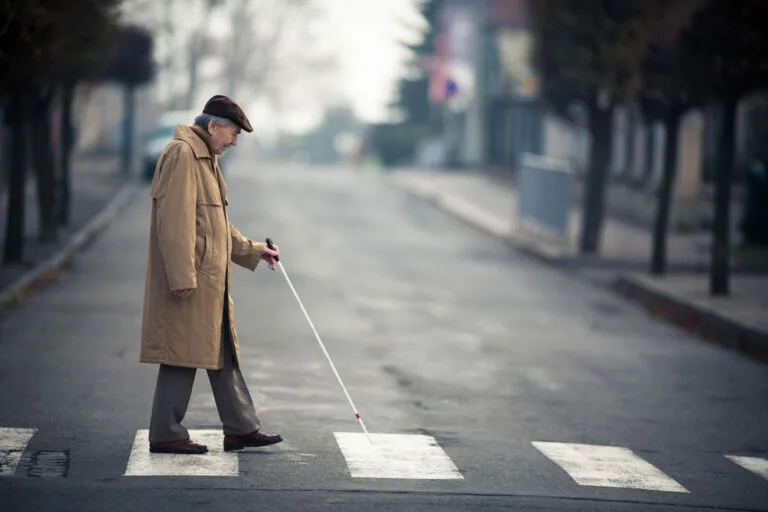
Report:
196,197,222,207
195,235,209,269
196,176,223,207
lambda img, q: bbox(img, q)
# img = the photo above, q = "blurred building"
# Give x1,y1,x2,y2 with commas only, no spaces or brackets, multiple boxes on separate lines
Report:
421,0,762,231
421,0,577,175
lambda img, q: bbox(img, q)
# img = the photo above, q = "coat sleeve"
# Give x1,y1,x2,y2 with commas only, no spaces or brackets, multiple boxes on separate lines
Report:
154,144,198,291
230,223,265,271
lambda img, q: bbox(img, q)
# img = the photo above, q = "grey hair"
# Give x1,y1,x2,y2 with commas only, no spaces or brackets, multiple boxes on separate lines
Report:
194,113,235,130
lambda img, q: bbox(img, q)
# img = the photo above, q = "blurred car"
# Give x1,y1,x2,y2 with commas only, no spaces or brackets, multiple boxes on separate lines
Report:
142,110,197,181
142,109,235,182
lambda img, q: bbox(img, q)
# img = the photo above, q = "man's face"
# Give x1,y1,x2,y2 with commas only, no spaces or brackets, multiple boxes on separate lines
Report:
208,120,241,155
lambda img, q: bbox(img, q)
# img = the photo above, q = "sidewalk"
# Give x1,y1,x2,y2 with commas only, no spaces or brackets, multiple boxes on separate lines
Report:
386,168,768,359
0,152,136,303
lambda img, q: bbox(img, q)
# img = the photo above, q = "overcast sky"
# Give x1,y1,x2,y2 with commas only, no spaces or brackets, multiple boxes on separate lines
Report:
322,0,427,121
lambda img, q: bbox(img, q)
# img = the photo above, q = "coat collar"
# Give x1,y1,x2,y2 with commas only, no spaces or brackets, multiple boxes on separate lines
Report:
173,123,228,203
174,124,216,160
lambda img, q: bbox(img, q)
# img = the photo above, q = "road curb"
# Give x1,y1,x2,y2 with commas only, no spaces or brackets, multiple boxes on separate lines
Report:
612,274,768,362
387,176,570,265
0,182,139,310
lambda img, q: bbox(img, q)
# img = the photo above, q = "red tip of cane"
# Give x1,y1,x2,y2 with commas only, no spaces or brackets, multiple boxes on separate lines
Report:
355,414,360,419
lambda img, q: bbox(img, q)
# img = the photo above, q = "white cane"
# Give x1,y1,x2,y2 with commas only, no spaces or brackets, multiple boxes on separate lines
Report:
266,238,373,444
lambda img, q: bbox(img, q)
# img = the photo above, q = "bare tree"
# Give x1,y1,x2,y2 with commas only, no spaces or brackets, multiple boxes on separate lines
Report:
214,0,346,136
221,0,313,99
185,0,224,108
120,0,218,109
121,0,343,122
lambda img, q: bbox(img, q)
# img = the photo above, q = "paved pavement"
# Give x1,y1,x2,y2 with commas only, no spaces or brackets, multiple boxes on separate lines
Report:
621,274,768,333
0,153,127,291
1,159,767,511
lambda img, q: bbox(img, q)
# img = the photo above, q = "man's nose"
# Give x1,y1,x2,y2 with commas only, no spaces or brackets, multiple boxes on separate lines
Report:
231,137,238,147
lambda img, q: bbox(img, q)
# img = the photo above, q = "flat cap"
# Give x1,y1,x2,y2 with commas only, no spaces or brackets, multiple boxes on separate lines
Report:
202,94,253,133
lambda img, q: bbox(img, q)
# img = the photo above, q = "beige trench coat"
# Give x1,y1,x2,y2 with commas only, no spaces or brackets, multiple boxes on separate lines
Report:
140,124,266,370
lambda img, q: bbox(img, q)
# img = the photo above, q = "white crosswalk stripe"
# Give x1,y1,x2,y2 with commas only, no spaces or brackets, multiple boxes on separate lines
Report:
0,427,37,477
0,427,68,478
725,455,768,481
123,429,238,476
532,441,689,493
334,432,463,479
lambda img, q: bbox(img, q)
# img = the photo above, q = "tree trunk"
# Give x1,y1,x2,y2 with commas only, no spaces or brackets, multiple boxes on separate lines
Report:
710,97,737,296
625,108,636,178
58,82,75,226
3,90,29,264
650,114,681,275
121,83,135,177
33,88,58,244
578,100,613,254
644,123,655,182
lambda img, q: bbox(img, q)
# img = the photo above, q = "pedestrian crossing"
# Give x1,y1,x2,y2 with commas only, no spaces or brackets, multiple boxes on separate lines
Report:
0,428,36,477
725,455,768,481
2,425,768,497
333,432,463,479
531,441,688,493
0,427,69,478
123,430,239,476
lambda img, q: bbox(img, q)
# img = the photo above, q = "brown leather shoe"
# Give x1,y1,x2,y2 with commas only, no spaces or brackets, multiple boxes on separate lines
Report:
223,430,283,451
149,438,208,454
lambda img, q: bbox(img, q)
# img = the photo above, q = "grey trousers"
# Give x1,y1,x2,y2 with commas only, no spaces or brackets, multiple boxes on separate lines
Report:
148,322,261,443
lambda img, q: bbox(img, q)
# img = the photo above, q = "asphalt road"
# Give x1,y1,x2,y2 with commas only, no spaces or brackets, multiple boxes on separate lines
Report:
1,159,767,512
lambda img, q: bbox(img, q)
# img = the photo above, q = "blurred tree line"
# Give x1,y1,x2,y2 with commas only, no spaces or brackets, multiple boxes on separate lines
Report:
125,0,339,124
381,0,768,297
0,0,154,266
530,0,768,296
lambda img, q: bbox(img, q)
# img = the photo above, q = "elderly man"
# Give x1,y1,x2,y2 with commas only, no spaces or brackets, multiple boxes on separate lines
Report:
141,95,282,454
